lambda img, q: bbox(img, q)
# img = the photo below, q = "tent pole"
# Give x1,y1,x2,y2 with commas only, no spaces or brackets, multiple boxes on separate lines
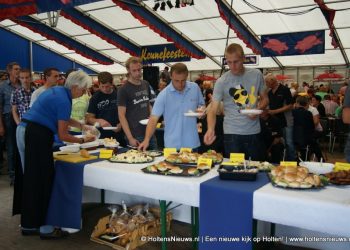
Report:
29,41,33,73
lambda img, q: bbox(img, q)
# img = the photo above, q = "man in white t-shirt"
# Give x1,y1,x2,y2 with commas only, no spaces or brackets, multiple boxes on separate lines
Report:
30,68,59,107
307,100,324,160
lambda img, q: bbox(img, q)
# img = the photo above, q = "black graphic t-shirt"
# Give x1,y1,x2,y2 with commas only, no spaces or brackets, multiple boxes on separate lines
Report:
117,80,151,137
87,90,119,126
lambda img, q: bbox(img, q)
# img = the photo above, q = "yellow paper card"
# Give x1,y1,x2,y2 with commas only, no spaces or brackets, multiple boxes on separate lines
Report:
99,149,113,159
197,157,213,168
164,148,177,158
180,148,192,153
280,161,297,167
230,153,245,163
156,123,162,128
334,162,350,171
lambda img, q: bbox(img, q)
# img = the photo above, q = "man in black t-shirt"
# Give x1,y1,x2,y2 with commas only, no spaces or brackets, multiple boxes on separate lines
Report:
265,74,295,160
117,57,157,149
86,72,125,145
311,95,326,117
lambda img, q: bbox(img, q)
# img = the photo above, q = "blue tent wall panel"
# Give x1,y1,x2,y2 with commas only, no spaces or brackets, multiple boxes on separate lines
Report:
0,28,97,74
32,44,74,73
0,28,30,70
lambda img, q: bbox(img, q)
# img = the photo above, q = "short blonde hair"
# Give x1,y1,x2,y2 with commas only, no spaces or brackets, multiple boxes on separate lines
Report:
225,43,244,57
125,57,142,69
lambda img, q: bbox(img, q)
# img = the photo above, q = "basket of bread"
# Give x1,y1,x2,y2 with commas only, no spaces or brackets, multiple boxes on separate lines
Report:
91,202,172,250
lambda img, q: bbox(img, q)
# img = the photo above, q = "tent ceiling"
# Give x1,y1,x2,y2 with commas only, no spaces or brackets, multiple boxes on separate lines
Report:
1,0,349,74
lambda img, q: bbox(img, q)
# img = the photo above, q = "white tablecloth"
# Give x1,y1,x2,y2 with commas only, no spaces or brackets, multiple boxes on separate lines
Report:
83,159,219,207
253,184,350,237
83,159,350,238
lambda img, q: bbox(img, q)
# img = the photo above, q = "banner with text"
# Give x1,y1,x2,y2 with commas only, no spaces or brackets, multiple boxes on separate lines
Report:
141,44,192,64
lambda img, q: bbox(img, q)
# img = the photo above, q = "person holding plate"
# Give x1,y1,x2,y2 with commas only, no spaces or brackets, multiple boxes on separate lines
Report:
204,43,268,159
138,63,204,151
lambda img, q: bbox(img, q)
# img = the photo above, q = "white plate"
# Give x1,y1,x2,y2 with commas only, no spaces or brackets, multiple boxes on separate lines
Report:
80,140,99,149
184,112,203,117
103,142,120,148
139,119,149,125
102,127,118,130
59,145,80,153
239,109,263,115
300,162,334,175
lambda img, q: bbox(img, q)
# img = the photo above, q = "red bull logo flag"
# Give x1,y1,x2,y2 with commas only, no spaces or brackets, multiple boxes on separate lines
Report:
261,30,325,57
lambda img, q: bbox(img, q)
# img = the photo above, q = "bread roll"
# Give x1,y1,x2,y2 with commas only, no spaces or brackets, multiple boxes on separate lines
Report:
80,149,90,158
284,166,297,174
284,173,297,182
313,175,321,186
304,176,315,185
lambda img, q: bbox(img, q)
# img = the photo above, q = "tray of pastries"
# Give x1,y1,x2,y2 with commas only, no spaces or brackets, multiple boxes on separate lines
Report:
269,165,328,189
109,150,153,164
142,161,212,177
325,170,350,185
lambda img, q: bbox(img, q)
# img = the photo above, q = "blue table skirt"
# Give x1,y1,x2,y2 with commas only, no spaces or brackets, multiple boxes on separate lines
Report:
46,157,102,229
199,173,269,250
46,148,130,229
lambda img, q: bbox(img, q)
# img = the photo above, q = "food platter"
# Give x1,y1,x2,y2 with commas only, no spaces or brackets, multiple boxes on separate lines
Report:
109,150,154,164
325,170,350,185
165,150,223,165
268,165,328,189
218,165,258,181
141,161,210,177
144,150,163,157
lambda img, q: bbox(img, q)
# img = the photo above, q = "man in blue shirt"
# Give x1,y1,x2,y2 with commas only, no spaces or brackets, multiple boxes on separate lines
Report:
0,62,21,184
139,63,204,150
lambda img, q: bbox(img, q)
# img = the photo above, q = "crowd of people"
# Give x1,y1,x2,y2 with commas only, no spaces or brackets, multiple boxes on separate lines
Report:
0,43,349,239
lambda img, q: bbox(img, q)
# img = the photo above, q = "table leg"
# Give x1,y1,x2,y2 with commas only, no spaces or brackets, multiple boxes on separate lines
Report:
191,206,199,250
160,200,167,250
252,219,258,250
270,223,276,237
100,189,105,205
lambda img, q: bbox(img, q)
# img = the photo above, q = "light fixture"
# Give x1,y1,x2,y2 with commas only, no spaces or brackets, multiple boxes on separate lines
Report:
153,0,160,11
160,1,166,11
166,0,173,9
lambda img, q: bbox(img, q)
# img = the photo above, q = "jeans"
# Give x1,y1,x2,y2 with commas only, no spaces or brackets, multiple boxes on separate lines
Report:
4,113,17,180
223,134,264,161
283,126,296,161
16,125,26,173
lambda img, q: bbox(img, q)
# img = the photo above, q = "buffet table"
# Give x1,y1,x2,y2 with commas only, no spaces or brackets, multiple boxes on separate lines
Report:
47,156,350,250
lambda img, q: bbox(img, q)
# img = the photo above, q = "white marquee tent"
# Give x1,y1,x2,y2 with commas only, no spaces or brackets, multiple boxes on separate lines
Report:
1,0,350,74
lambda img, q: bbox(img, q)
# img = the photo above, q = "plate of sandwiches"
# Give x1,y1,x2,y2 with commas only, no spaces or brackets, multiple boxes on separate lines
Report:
165,150,223,165
109,150,153,164
142,161,211,177
269,165,328,189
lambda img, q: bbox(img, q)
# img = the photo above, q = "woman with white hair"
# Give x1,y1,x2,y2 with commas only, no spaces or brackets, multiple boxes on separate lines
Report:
17,70,95,239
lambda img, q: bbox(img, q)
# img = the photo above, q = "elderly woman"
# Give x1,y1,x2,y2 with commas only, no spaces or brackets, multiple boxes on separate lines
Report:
17,70,95,238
